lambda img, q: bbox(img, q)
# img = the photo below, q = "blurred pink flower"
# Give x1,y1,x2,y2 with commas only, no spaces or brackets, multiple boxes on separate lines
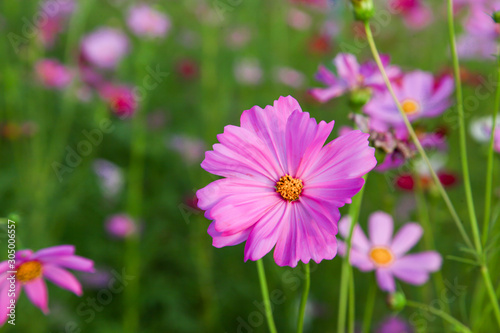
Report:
338,212,442,292
470,116,500,153
275,67,305,89
234,58,263,85
0,245,94,325
168,135,206,165
81,28,129,69
310,53,401,103
389,0,433,30
364,71,454,136
377,316,413,333
99,83,137,118
127,4,171,38
197,96,376,267
35,59,72,89
226,27,252,49
39,0,76,47
93,159,124,200
105,214,138,238
175,58,198,80
287,8,312,30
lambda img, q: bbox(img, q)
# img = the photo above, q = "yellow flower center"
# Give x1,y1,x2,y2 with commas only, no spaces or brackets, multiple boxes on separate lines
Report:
401,99,420,115
369,247,394,266
16,261,43,283
276,174,303,202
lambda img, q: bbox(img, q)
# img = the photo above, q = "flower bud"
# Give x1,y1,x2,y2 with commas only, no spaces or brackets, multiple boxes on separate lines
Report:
493,11,500,24
387,291,406,312
349,87,372,108
350,0,375,22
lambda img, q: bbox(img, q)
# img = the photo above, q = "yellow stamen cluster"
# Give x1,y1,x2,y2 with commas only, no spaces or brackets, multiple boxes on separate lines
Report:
16,261,43,283
401,99,420,115
369,247,394,266
276,174,303,202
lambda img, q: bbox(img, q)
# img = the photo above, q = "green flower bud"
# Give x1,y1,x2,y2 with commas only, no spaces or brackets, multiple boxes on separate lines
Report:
349,87,373,108
350,0,375,22
387,291,406,312
493,11,500,24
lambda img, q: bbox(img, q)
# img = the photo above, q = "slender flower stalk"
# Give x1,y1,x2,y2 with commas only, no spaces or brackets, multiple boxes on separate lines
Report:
482,49,500,245
337,175,367,333
297,263,310,333
256,260,278,333
406,300,472,333
363,21,473,250
361,280,376,333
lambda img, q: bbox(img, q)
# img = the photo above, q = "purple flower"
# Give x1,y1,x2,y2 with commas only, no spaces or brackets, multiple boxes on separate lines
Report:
127,5,171,38
338,212,442,292
377,316,413,333
93,159,124,200
105,214,138,238
0,245,94,325
364,71,454,135
197,96,376,267
310,53,401,103
81,28,129,69
35,59,72,89
98,83,137,118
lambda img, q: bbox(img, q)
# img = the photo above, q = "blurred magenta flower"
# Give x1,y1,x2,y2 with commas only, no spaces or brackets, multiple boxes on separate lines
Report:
287,8,312,30
377,315,413,333
197,96,376,267
168,135,206,165
274,67,305,89
364,71,454,136
99,83,137,118
234,58,263,85
39,0,76,47
105,214,138,238
389,0,433,30
81,27,129,69
93,159,124,200
310,53,401,103
127,4,171,38
338,212,442,292
0,245,94,324
175,58,199,80
35,59,72,89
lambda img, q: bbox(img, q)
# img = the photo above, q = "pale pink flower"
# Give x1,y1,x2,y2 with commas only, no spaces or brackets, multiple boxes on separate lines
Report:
81,28,129,69
105,214,138,238
127,5,171,38
35,59,72,89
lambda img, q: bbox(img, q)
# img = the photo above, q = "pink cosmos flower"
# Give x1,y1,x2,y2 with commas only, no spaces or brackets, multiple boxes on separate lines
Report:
234,58,263,85
106,214,138,238
197,96,377,267
338,212,442,292
35,59,72,89
364,71,454,136
287,8,312,30
274,67,306,89
0,245,94,325
377,316,414,333
226,27,252,49
389,0,433,30
127,5,171,38
39,0,76,47
98,83,137,118
168,135,206,165
310,53,401,103
81,28,129,69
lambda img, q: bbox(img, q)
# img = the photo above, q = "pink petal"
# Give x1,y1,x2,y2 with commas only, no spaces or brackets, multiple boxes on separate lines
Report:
315,64,337,86
368,211,394,246
338,216,371,253
401,71,433,102
376,269,396,292
393,252,442,272
390,223,423,256
334,53,360,87
43,256,94,272
0,277,21,326
43,265,83,295
24,278,49,314
208,222,251,247
33,245,74,260
337,240,375,271
0,261,9,274
244,201,289,261
303,178,365,207
309,86,346,103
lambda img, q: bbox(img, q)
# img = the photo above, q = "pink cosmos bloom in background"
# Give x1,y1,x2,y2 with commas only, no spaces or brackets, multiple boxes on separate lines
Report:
39,0,75,47
99,83,137,118
93,159,124,200
274,67,306,89
35,59,72,89
168,135,206,165
81,28,129,69
389,0,433,30
127,5,171,38
364,71,454,136
470,116,500,153
0,245,94,325
225,26,252,49
377,316,414,333
106,214,138,238
287,8,312,30
197,96,376,267
310,53,401,103
338,212,442,292
234,58,263,85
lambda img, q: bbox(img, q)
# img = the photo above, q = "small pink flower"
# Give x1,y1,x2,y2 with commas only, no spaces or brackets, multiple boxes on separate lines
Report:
225,27,252,49
234,58,263,85
364,71,454,135
35,59,72,89
39,0,76,47
377,316,414,333
197,96,376,267
274,67,305,89
99,83,137,118
127,5,171,38
105,214,138,238
338,212,442,292
389,0,433,30
93,159,124,200
168,135,206,165
81,28,129,69
0,245,94,325
310,53,401,103
470,116,500,153
287,8,312,30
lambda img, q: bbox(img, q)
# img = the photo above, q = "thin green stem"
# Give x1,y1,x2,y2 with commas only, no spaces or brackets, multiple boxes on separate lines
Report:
406,300,472,333
363,21,473,251
481,265,500,328
337,175,367,333
361,280,376,333
347,270,355,333
297,263,310,333
482,50,500,246
256,260,278,333
446,0,482,255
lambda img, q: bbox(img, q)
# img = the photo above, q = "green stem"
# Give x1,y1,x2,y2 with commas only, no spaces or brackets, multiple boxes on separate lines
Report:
446,0,482,255
406,300,472,333
297,263,310,333
363,21,473,251
337,174,367,333
482,49,500,246
361,280,376,333
256,260,278,333
481,265,500,329
347,269,355,333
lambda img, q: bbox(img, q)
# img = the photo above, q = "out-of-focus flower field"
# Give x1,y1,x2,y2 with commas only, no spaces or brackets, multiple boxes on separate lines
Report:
1,0,500,332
